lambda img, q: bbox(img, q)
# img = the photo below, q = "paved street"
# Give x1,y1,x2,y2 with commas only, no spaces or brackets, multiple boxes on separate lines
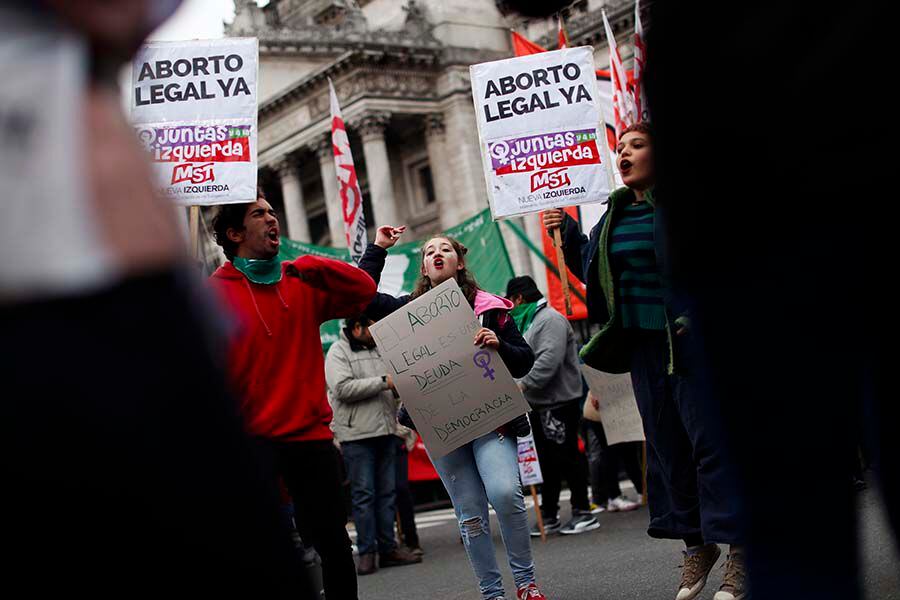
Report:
352,485,900,600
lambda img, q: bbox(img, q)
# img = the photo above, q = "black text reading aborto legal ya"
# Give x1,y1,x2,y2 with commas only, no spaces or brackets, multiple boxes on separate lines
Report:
482,63,593,122
134,54,251,106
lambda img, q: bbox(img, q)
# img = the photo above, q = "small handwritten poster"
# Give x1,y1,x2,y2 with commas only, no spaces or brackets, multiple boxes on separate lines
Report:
369,278,529,458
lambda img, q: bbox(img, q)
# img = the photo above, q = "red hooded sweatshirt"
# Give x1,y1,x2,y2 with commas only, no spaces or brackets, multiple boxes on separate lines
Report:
209,256,376,442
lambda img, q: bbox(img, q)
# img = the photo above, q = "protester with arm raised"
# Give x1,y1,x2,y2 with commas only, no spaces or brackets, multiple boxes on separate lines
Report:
357,225,547,600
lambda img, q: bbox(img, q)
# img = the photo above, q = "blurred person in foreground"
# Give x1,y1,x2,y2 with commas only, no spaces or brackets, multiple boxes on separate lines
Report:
1,1,312,596
643,2,898,598
544,123,746,600
324,314,422,575
209,193,376,600
505,275,599,537
499,1,899,597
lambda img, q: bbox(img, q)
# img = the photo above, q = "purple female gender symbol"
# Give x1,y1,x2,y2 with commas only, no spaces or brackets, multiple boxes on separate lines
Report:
473,350,496,381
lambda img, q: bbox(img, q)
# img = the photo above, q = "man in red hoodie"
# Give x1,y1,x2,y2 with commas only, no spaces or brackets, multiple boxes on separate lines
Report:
209,189,377,600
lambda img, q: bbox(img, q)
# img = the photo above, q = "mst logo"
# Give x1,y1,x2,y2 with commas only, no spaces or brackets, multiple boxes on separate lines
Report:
171,163,215,185
530,168,571,192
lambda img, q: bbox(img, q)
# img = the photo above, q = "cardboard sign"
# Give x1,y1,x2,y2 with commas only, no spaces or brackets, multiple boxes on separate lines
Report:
470,47,611,219
130,38,258,206
369,278,529,459
581,365,645,445
517,432,543,486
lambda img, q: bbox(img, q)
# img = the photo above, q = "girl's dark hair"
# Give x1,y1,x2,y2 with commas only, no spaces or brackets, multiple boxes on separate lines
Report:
344,314,373,330
211,187,267,260
619,121,654,143
411,236,480,307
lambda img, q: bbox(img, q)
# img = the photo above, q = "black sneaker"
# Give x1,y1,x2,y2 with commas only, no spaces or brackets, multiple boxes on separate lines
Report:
559,510,600,535
530,516,561,537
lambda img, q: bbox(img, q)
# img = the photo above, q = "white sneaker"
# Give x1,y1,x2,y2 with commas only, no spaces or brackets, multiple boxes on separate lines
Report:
589,502,606,515
606,495,640,512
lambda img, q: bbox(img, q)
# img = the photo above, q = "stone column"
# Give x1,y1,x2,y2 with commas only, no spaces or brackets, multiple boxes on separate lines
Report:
441,95,488,220
357,112,399,226
424,113,457,228
314,133,345,247
275,156,310,243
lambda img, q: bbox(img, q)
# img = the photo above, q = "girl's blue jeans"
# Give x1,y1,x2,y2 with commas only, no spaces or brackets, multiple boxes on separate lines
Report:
431,431,536,599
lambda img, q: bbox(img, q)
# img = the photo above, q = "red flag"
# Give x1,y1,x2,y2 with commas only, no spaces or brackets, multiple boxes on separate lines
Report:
540,208,587,321
329,79,367,263
602,9,636,138
557,16,569,49
511,30,547,56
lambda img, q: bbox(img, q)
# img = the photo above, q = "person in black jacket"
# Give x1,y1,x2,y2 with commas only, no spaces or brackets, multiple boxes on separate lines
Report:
359,227,548,600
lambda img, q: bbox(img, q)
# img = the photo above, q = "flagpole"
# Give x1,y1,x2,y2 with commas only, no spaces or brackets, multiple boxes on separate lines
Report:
597,9,620,193
530,485,547,542
189,205,200,260
597,109,617,194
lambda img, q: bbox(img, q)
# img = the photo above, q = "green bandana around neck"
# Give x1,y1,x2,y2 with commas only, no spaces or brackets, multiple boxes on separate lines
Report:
510,301,539,334
233,256,283,285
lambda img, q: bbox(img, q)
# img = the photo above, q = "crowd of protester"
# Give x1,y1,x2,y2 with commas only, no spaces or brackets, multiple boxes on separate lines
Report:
4,1,895,600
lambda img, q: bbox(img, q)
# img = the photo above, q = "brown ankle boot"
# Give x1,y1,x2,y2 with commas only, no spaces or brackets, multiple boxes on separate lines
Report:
356,553,377,576
379,547,422,568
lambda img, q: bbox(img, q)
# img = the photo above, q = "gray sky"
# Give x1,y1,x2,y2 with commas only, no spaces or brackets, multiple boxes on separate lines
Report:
148,0,256,41
121,0,265,106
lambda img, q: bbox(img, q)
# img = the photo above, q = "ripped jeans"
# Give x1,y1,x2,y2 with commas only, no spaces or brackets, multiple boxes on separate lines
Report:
430,431,535,599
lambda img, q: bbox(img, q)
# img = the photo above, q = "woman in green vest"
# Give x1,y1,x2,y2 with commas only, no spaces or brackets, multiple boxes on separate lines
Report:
543,122,746,600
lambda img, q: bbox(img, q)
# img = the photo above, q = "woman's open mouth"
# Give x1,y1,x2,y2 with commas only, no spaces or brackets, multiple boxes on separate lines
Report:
433,257,444,269
620,159,632,172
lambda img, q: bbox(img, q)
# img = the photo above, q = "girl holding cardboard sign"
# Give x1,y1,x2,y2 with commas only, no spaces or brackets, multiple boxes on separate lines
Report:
359,231,548,600
543,122,746,600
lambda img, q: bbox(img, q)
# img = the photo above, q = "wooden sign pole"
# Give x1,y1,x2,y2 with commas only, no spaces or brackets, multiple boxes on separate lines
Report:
395,510,404,543
530,485,546,542
189,205,200,261
551,226,573,316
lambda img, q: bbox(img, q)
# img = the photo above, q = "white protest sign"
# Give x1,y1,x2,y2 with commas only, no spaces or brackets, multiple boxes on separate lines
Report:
517,432,543,486
130,38,258,206
581,365,645,445
470,47,611,219
369,278,529,459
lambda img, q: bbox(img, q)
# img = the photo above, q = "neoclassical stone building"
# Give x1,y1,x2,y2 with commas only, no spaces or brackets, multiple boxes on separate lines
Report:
224,0,641,285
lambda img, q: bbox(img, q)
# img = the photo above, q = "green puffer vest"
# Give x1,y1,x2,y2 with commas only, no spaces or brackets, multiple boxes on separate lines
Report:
578,187,676,374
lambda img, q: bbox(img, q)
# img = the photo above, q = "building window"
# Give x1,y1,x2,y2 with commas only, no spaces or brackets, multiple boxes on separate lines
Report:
419,164,436,205
404,156,438,219
308,211,329,246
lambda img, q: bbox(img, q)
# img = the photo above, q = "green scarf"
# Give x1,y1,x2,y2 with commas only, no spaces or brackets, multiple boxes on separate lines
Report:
511,301,539,334
233,256,283,285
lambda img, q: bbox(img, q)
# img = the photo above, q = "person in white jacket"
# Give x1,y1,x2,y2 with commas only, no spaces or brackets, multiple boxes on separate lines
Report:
325,315,421,576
